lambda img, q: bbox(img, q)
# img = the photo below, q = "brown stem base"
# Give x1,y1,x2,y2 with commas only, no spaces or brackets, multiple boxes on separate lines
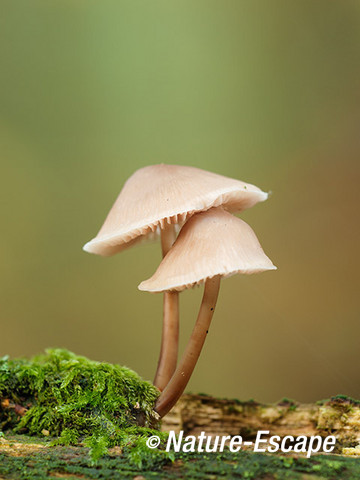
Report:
155,276,221,417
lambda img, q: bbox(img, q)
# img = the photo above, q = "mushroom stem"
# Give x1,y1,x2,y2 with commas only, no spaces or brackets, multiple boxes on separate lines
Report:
155,275,221,417
160,222,177,258
153,224,179,391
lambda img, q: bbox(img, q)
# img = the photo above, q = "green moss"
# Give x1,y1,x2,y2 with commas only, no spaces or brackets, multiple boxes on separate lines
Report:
0,349,171,463
278,397,298,411
317,395,360,407
329,395,360,406
1,439,360,480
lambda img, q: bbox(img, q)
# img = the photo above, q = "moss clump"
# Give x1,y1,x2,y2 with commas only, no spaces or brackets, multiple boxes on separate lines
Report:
0,349,170,463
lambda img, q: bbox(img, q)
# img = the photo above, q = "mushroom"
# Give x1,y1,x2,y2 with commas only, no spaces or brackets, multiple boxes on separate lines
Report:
139,207,276,417
83,164,268,391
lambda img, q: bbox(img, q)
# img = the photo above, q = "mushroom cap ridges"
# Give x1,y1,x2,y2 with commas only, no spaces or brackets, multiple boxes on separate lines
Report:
83,164,268,256
138,207,276,292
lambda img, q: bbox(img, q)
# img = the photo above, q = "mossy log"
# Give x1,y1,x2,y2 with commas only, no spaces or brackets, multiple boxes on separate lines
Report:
162,394,360,452
1,395,360,480
2,351,360,478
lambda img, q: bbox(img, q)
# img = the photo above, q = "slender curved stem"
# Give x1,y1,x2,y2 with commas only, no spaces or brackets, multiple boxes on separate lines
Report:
155,275,221,417
153,224,179,391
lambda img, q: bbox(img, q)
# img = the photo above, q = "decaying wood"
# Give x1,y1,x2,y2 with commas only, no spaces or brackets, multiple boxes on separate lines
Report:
161,394,360,449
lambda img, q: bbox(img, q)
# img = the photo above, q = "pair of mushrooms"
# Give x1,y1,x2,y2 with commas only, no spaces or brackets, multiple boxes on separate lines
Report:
83,164,276,418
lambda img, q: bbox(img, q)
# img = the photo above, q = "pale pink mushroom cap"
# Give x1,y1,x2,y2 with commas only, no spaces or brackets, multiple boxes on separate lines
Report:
138,207,276,292
83,164,268,256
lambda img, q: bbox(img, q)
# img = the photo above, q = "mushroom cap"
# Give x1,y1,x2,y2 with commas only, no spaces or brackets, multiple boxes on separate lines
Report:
138,207,276,292
83,164,268,256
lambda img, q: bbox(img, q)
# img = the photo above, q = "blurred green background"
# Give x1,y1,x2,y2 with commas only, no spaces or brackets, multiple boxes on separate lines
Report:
1,0,359,403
